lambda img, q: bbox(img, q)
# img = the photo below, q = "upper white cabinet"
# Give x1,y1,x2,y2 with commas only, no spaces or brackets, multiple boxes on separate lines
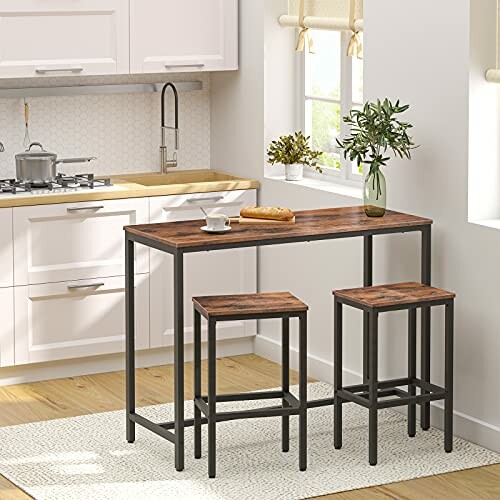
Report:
0,208,13,288
13,198,149,286
130,0,238,74
0,0,130,78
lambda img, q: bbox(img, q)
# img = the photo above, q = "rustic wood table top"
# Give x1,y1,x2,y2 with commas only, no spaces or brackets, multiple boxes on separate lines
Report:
125,206,432,253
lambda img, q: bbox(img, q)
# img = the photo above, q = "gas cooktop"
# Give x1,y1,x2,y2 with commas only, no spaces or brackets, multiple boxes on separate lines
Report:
0,173,113,195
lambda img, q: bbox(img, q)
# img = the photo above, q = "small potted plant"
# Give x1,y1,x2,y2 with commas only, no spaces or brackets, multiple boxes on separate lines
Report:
267,131,323,181
337,99,417,217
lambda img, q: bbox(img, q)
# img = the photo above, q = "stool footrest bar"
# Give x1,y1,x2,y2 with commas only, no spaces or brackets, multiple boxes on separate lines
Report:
129,413,176,443
199,390,285,403
216,405,301,423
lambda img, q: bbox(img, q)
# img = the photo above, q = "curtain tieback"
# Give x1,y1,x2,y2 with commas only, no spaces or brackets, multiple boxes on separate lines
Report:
347,0,363,59
296,0,314,54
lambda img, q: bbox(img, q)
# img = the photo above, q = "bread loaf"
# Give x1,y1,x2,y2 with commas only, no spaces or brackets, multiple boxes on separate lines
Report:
240,206,295,221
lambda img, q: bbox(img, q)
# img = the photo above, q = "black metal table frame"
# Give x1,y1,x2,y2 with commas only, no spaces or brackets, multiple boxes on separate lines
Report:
125,223,432,472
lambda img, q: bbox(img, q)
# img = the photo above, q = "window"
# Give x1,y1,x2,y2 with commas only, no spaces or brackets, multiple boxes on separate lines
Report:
299,30,364,184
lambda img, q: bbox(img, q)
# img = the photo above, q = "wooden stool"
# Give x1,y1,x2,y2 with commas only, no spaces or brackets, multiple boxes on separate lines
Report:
192,292,308,478
332,282,455,465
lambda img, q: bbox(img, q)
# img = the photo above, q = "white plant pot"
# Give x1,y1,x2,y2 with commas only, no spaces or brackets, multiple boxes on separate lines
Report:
285,163,303,181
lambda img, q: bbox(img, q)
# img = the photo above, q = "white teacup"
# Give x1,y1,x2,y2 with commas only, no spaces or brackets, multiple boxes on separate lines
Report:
206,214,230,231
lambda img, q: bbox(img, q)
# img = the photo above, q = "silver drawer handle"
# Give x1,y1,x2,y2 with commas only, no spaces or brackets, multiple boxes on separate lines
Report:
67,205,104,212
68,283,104,290
187,196,224,204
164,63,205,69
35,65,84,74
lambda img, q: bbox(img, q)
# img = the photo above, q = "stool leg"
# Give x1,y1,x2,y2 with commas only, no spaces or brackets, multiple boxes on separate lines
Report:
445,301,454,453
282,317,290,453
368,311,379,466
408,308,417,438
334,300,343,450
194,309,202,459
208,318,217,478
299,312,308,472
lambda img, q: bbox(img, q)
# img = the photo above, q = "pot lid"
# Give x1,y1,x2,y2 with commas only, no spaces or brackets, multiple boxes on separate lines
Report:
15,142,56,160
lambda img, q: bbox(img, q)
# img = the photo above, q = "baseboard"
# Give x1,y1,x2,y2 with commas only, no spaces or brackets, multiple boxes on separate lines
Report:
0,336,254,386
254,334,500,454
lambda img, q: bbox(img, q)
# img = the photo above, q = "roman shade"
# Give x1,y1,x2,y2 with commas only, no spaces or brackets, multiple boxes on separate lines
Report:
279,0,364,33
486,1,500,82
279,0,363,57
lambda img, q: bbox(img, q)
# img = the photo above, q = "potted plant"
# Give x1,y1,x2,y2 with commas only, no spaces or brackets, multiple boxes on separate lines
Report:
267,131,323,181
336,99,417,217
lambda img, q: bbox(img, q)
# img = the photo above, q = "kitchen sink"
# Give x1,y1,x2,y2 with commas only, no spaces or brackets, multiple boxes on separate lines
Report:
121,170,244,187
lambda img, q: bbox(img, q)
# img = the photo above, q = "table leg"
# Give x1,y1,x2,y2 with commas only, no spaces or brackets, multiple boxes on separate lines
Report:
363,235,373,383
421,226,431,430
125,237,135,443
174,251,185,471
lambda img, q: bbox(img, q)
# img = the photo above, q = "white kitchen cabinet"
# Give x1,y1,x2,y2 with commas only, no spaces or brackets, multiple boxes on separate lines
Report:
130,0,238,74
0,287,14,367
14,198,149,286
0,208,13,288
0,0,129,78
149,190,257,348
14,274,149,364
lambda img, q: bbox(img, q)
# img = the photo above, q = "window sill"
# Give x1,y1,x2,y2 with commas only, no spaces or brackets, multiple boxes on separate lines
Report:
469,219,500,231
265,174,363,201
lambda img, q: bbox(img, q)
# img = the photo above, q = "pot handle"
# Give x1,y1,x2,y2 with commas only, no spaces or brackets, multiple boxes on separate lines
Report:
26,142,45,151
56,157,97,164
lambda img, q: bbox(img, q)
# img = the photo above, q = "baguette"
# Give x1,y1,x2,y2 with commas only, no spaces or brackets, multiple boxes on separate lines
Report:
240,206,295,221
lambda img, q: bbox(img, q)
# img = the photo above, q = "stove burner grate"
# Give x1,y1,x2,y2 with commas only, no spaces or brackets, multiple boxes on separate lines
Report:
0,174,112,194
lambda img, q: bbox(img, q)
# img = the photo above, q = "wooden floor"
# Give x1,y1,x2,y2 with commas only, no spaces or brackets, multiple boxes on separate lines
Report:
0,354,498,499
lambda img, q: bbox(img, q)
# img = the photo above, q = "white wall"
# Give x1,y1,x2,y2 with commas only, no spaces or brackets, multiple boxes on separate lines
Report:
211,0,500,452
0,73,211,178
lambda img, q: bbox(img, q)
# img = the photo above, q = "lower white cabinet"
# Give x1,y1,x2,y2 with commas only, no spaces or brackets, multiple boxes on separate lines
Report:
14,198,149,286
149,190,257,347
0,208,13,288
0,287,14,367
14,274,149,365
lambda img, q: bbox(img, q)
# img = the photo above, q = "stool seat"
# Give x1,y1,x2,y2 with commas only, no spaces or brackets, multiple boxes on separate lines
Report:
333,282,455,310
193,292,308,319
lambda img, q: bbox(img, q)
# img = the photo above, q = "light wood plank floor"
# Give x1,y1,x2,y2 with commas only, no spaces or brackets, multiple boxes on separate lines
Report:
0,354,498,499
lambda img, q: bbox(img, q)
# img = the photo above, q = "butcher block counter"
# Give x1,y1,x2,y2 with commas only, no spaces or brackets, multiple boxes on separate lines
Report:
0,170,260,208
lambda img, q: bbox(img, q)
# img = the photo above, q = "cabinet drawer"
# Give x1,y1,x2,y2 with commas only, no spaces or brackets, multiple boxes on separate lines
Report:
14,274,149,365
150,190,257,348
0,208,13,288
14,198,149,286
0,0,129,78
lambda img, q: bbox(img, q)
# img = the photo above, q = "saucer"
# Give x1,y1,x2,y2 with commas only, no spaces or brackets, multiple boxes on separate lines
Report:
201,225,232,234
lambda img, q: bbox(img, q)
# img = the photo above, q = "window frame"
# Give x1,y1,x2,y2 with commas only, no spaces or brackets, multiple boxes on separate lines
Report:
297,30,363,185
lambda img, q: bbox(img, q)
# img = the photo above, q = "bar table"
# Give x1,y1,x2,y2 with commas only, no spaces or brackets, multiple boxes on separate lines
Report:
124,206,432,471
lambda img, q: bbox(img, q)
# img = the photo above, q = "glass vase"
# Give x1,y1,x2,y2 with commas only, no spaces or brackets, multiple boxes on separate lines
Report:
364,168,386,217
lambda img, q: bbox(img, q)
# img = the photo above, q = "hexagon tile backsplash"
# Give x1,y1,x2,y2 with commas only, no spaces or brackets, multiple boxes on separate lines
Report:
0,73,210,178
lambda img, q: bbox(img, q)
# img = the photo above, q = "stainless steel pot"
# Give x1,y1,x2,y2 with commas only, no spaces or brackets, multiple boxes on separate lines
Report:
15,142,97,185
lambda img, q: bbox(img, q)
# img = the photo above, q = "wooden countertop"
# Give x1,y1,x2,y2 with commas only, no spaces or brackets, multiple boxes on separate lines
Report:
125,206,432,253
0,170,260,209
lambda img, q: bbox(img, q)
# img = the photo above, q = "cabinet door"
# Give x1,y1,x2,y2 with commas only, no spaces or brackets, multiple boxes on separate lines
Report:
0,208,13,288
14,198,149,286
0,0,129,78
130,0,238,74
150,190,257,348
14,274,149,365
0,288,14,367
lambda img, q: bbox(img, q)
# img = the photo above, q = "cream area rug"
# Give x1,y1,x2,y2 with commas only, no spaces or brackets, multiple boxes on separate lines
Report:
0,383,498,500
